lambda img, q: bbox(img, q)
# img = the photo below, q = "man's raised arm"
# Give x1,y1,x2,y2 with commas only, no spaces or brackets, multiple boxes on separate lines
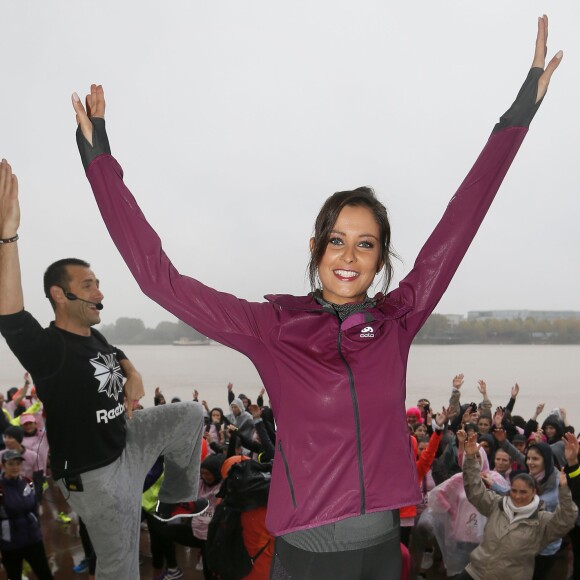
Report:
0,159,23,315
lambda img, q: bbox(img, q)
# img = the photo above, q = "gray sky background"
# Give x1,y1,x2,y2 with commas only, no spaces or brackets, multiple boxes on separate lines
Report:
1,1,579,329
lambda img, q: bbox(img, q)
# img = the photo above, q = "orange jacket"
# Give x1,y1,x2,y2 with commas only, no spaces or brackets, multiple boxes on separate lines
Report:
399,430,442,520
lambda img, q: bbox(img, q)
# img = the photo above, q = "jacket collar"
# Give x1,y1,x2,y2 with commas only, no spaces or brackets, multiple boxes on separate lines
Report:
264,292,412,321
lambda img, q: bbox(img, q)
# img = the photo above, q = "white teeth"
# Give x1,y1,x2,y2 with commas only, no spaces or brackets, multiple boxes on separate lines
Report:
334,270,358,278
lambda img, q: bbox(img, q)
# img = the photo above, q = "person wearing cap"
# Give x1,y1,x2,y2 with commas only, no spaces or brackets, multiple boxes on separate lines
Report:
0,449,54,579
20,413,50,499
0,166,207,579
20,414,49,472
0,425,40,481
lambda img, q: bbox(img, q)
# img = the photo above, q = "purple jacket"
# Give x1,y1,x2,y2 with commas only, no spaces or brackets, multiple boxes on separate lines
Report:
83,123,527,535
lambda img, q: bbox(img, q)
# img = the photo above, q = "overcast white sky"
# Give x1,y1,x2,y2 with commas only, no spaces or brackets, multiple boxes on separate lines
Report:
1,1,579,329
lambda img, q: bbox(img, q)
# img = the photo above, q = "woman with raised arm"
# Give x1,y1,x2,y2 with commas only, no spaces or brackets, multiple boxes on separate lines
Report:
71,17,561,580
459,432,577,580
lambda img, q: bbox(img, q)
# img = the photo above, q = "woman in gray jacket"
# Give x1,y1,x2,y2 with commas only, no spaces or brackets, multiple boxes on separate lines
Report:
458,433,577,580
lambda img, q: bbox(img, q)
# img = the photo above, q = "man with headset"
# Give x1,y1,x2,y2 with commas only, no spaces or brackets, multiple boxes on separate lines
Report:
0,159,206,579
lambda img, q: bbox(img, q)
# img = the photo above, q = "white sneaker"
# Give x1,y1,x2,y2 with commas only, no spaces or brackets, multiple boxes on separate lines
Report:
195,558,203,571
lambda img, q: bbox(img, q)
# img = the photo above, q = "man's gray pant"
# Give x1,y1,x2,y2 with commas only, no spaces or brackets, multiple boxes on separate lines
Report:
57,401,204,579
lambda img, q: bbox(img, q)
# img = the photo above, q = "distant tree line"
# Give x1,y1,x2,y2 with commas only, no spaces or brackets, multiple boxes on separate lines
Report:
97,314,580,345
414,314,580,344
99,318,208,345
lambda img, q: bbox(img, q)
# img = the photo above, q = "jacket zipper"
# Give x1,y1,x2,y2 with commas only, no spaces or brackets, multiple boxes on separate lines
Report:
337,329,366,514
278,440,297,509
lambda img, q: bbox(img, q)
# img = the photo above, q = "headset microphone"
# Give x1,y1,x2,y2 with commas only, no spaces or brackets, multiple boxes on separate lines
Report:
64,292,104,311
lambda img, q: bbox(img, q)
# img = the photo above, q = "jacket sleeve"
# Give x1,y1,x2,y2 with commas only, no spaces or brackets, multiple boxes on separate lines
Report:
254,420,275,463
417,430,442,481
462,455,497,517
389,68,545,337
499,438,526,466
84,155,279,361
565,464,580,507
540,484,578,547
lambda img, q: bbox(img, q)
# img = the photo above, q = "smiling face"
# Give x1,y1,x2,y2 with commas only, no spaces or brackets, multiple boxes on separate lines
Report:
53,266,104,332
313,205,382,305
526,448,545,475
65,266,104,326
509,478,536,508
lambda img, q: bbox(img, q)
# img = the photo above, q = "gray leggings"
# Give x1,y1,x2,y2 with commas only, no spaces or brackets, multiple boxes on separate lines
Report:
57,402,204,580
269,534,402,580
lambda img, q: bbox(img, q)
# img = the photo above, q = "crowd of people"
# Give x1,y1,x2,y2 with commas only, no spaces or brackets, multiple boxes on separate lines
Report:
1,375,580,579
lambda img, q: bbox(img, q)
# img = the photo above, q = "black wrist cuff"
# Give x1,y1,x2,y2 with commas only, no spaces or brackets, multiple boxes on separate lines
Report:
76,117,111,170
492,67,544,134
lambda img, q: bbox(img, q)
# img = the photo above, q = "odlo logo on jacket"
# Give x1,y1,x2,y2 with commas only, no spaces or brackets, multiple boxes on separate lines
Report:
360,326,374,338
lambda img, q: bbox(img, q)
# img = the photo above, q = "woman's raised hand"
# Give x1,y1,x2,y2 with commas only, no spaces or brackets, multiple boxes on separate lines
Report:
533,15,562,103
71,84,106,147
465,433,479,458
563,432,579,467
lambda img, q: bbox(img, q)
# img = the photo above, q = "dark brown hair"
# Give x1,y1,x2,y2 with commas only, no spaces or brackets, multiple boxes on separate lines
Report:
308,187,396,295
43,258,90,310
511,472,538,492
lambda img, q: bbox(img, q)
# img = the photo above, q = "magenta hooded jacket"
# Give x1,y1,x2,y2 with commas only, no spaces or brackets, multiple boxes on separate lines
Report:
82,111,530,536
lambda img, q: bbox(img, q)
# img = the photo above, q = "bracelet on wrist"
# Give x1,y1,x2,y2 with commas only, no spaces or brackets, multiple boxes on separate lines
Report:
0,234,19,244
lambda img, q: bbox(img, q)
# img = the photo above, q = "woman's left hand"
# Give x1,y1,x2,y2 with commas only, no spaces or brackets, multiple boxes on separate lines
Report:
532,15,562,103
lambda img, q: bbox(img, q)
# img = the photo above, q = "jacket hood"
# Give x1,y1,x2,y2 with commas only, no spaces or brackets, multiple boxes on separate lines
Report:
201,454,225,484
541,416,564,440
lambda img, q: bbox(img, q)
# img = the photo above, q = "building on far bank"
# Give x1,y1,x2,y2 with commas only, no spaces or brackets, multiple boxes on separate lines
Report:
466,310,580,322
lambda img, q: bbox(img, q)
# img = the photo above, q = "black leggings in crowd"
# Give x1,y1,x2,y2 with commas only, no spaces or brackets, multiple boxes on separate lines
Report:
144,511,178,571
161,522,212,580
1,541,54,579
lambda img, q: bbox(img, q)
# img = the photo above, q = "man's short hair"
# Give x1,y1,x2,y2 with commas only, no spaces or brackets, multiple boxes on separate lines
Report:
43,258,90,310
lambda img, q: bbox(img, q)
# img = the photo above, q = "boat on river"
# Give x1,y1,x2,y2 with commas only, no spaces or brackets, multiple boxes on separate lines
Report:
172,337,211,346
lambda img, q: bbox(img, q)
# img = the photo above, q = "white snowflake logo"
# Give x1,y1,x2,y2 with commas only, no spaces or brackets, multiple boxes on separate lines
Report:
90,353,124,401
